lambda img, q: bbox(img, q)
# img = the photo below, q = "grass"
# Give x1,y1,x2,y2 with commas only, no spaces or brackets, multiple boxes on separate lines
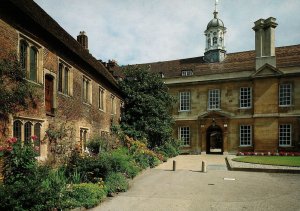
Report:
232,156,300,167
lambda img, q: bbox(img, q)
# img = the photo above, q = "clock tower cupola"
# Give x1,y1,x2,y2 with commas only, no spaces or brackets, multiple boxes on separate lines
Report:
204,0,226,63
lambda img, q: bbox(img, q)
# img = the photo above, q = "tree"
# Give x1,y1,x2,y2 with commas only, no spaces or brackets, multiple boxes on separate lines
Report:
119,65,175,148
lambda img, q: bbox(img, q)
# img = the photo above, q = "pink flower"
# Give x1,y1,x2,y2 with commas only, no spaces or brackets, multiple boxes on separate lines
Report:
0,146,4,152
31,135,38,141
6,146,13,152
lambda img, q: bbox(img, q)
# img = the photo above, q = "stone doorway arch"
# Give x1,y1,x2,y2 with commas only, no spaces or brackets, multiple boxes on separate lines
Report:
206,125,223,154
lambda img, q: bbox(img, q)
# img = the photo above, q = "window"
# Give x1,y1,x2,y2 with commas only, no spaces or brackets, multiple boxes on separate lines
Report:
19,38,41,83
279,124,292,146
19,40,27,71
208,89,220,110
34,123,41,155
240,87,252,108
58,62,72,95
213,37,217,45
13,120,22,141
83,77,92,104
181,70,193,76
24,122,32,144
240,125,252,146
98,87,105,110
279,84,292,106
111,94,116,114
179,92,190,111
179,127,190,146
80,128,88,151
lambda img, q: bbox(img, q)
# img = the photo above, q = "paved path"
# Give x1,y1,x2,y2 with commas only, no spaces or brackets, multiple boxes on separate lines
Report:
91,155,300,211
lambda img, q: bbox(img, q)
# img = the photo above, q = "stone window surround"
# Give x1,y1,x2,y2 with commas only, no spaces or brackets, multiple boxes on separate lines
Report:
98,86,106,111
178,126,190,146
239,125,252,146
18,33,43,84
179,91,191,112
110,94,116,115
279,124,292,147
239,87,252,109
58,59,73,96
279,83,292,107
79,127,89,152
208,89,220,110
82,75,92,105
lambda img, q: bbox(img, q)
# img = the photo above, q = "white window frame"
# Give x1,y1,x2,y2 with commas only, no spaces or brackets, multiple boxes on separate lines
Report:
279,124,292,146
208,89,220,110
181,70,193,76
179,126,190,146
279,84,292,107
240,87,252,109
239,125,252,146
179,91,191,111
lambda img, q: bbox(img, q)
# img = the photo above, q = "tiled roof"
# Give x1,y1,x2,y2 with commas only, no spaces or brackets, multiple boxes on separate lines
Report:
4,0,120,92
139,45,300,78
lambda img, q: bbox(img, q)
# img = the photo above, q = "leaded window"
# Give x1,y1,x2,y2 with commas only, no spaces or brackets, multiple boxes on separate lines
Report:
279,84,292,106
29,47,37,81
240,125,252,146
180,92,191,111
240,87,252,108
24,122,32,144
208,89,220,110
13,120,22,141
279,124,292,146
179,126,190,146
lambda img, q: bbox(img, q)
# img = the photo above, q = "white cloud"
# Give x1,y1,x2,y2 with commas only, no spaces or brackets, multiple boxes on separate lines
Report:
34,0,300,65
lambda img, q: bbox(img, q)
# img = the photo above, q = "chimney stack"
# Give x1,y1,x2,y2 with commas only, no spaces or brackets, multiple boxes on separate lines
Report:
77,31,88,51
252,17,278,70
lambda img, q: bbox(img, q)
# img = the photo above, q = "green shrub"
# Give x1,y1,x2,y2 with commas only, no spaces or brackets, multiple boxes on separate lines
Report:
86,136,103,154
62,183,107,209
100,148,141,178
105,172,128,194
156,138,181,159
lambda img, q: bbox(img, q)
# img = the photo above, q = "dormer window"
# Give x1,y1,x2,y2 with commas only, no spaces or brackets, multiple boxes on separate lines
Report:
181,70,193,76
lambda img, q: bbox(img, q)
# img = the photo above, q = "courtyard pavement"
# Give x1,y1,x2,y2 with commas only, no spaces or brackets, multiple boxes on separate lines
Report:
90,155,300,211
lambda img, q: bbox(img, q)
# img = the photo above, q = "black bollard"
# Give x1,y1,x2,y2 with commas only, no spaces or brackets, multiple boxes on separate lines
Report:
173,160,176,171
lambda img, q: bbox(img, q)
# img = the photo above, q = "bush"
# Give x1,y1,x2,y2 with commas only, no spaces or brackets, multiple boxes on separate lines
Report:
86,136,104,154
62,183,107,209
155,138,181,159
99,148,140,179
105,172,128,194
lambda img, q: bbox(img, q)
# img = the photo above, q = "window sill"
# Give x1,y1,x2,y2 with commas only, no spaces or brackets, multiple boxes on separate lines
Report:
98,108,105,112
83,102,92,106
207,108,221,111
279,145,293,147
58,92,72,98
279,105,292,108
178,110,191,112
239,107,252,110
26,79,42,86
239,145,253,147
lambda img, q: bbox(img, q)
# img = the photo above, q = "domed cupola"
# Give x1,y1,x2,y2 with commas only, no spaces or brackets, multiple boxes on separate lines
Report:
204,0,226,63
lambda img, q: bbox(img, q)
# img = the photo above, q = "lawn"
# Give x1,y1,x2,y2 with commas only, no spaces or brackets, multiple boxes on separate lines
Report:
232,156,300,167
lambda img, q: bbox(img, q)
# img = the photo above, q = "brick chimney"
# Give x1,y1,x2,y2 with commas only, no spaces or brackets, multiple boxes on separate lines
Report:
252,17,278,70
77,31,88,50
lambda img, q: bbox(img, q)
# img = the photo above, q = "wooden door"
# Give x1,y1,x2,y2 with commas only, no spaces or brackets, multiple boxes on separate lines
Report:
45,75,53,114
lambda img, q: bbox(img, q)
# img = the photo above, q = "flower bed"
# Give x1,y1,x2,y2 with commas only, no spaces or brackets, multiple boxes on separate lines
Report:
237,151,300,156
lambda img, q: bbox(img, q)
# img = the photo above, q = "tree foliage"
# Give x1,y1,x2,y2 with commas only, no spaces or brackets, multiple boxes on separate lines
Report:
119,65,175,147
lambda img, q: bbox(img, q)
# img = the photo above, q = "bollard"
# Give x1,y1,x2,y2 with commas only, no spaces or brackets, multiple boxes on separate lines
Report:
173,160,176,171
202,161,207,173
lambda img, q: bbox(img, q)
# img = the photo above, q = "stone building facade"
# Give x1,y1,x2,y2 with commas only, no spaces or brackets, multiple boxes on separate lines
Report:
0,0,123,159
142,9,300,154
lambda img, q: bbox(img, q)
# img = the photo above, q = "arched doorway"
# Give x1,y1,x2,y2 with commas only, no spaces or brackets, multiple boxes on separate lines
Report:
206,125,223,154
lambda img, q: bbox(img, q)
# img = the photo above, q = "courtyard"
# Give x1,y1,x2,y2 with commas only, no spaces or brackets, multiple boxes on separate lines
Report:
92,155,300,211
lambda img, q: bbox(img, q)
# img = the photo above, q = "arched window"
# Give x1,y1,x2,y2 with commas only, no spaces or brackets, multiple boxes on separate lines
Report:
34,123,41,155
213,37,217,45
13,120,22,141
64,67,69,94
207,39,211,47
219,37,223,45
58,63,63,92
24,122,32,144
29,47,37,81
19,40,28,71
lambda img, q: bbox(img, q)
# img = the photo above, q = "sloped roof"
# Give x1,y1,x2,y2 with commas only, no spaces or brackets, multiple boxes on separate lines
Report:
3,0,121,95
139,45,300,78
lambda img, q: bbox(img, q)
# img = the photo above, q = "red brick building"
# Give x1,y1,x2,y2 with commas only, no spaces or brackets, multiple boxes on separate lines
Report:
0,0,123,159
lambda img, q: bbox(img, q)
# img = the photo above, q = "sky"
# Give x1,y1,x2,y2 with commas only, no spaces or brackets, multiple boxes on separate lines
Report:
34,0,300,65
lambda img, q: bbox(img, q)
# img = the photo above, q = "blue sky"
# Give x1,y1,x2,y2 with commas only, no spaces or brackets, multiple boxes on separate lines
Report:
34,0,300,65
